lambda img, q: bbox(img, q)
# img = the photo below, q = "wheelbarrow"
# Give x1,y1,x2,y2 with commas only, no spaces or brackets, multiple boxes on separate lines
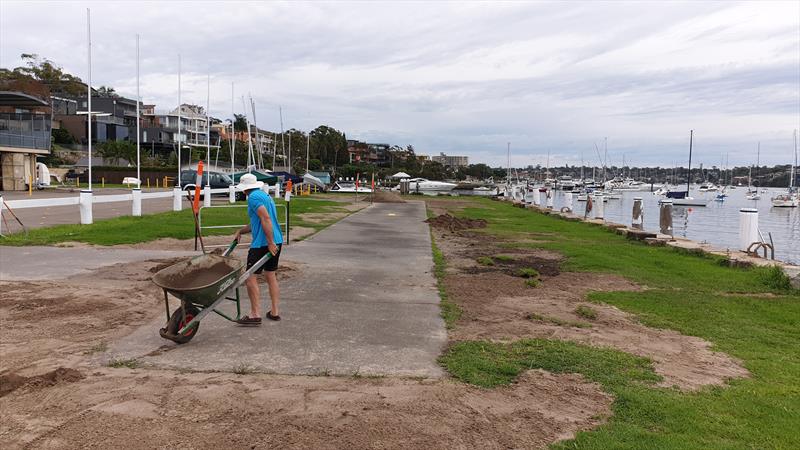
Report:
152,240,272,344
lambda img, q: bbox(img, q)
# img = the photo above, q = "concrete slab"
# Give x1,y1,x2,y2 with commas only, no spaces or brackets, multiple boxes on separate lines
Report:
106,201,447,378
0,246,195,280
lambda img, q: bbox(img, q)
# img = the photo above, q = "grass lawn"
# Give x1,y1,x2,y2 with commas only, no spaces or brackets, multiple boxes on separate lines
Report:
433,197,800,449
0,197,351,246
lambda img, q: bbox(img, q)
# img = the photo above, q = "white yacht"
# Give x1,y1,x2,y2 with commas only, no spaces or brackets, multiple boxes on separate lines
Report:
556,176,576,191
771,192,798,207
407,178,457,193
331,181,372,193
698,182,718,192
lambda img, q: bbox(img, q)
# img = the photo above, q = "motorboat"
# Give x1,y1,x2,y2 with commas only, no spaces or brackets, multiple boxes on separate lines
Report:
771,192,799,207
745,190,760,201
556,176,576,191
331,181,372,193
698,182,718,192
407,178,457,193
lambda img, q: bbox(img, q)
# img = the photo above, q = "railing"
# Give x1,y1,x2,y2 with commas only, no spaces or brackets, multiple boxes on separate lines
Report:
197,200,287,249
0,113,52,150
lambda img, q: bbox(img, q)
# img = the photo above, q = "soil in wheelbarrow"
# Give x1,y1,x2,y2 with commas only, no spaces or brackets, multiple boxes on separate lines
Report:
158,261,237,290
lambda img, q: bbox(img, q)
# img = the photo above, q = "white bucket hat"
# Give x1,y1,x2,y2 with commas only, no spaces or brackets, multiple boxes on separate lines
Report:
236,173,264,191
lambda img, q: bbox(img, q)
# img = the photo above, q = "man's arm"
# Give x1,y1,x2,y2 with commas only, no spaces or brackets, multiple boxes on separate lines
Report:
256,205,279,254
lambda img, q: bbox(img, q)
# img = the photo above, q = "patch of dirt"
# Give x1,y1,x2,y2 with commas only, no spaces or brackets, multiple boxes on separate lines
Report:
426,213,487,232
0,367,84,398
371,191,406,203
0,368,611,449
435,229,749,391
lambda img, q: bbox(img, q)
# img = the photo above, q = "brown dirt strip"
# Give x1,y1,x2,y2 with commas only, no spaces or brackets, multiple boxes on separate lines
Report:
434,228,749,390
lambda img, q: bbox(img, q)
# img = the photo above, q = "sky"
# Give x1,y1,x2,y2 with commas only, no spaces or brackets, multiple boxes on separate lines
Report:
1,1,798,168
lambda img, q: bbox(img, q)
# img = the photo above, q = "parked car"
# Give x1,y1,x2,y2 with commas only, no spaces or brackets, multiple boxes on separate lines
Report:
180,169,244,201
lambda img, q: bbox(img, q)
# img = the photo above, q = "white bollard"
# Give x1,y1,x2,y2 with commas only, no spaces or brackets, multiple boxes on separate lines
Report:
229,185,236,203
173,187,183,211
203,185,211,207
739,208,759,252
565,192,573,211
546,191,554,209
593,193,604,219
274,182,281,199
132,188,142,217
79,190,93,224
659,199,674,237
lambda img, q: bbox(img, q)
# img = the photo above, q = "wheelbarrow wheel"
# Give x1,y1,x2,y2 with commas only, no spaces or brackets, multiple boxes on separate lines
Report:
165,305,200,344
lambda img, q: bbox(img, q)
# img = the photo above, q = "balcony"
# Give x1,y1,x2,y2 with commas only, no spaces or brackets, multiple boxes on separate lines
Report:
0,113,51,151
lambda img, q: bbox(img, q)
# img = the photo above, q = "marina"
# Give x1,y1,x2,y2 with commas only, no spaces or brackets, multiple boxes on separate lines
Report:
526,187,800,264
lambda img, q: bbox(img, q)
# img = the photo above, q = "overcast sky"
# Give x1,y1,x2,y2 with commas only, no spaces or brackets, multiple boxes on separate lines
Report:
1,1,798,167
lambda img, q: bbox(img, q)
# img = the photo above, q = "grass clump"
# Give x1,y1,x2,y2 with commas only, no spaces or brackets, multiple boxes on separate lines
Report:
517,267,539,278
476,256,495,266
526,312,591,328
440,339,659,388
756,265,792,291
233,363,254,375
107,358,138,369
575,305,598,320
84,341,108,355
431,231,461,329
524,278,540,288
493,254,514,262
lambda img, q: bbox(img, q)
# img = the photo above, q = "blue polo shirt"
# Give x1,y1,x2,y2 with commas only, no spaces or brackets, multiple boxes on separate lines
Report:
247,189,283,248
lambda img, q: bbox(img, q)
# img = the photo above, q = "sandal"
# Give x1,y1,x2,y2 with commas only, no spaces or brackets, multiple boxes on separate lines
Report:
236,315,262,326
266,311,281,321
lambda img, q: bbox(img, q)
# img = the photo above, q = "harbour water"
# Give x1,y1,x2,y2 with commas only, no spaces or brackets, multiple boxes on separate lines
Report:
452,186,799,264
543,188,800,265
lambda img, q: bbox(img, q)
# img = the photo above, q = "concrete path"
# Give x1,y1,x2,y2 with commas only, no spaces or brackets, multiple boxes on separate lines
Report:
0,246,195,281
106,201,447,378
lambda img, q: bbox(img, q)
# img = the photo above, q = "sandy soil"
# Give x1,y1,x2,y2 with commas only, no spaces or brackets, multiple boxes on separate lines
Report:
434,229,749,391
0,257,611,449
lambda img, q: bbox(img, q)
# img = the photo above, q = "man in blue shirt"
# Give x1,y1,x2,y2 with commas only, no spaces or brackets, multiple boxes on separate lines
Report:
233,173,284,325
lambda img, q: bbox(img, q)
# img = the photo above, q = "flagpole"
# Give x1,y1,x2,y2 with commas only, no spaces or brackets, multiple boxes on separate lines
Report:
230,82,235,179
136,33,141,188
206,73,210,166
176,54,182,187
87,8,93,191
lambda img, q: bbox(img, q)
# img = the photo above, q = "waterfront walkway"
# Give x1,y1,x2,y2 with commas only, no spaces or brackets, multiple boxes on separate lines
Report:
106,202,447,377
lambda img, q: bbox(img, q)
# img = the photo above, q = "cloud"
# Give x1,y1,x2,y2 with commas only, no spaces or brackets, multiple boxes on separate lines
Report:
1,0,797,167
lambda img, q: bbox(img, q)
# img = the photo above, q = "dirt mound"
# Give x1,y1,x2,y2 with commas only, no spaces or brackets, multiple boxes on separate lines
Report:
0,367,84,398
372,191,406,203
3,369,611,449
426,214,487,232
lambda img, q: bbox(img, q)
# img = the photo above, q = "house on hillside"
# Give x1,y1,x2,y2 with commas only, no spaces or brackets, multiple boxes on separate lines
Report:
0,79,52,190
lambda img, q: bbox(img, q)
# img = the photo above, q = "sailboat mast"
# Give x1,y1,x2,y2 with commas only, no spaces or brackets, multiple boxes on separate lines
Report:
306,132,310,174
687,130,693,193
792,129,797,190
230,82,235,177
506,142,510,183
206,74,210,169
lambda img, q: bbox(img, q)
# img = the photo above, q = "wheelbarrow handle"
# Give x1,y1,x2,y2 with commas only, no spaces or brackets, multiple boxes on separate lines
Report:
222,239,238,257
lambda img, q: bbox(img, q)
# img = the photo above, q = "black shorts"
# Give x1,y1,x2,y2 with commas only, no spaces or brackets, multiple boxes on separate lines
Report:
247,244,281,274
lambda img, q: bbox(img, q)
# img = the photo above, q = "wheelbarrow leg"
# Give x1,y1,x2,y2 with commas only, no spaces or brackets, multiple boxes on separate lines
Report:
163,289,170,321
235,287,241,320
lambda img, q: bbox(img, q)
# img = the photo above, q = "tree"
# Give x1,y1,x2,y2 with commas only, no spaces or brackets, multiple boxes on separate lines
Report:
97,140,136,166
96,86,119,98
6,53,86,97
233,114,248,132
